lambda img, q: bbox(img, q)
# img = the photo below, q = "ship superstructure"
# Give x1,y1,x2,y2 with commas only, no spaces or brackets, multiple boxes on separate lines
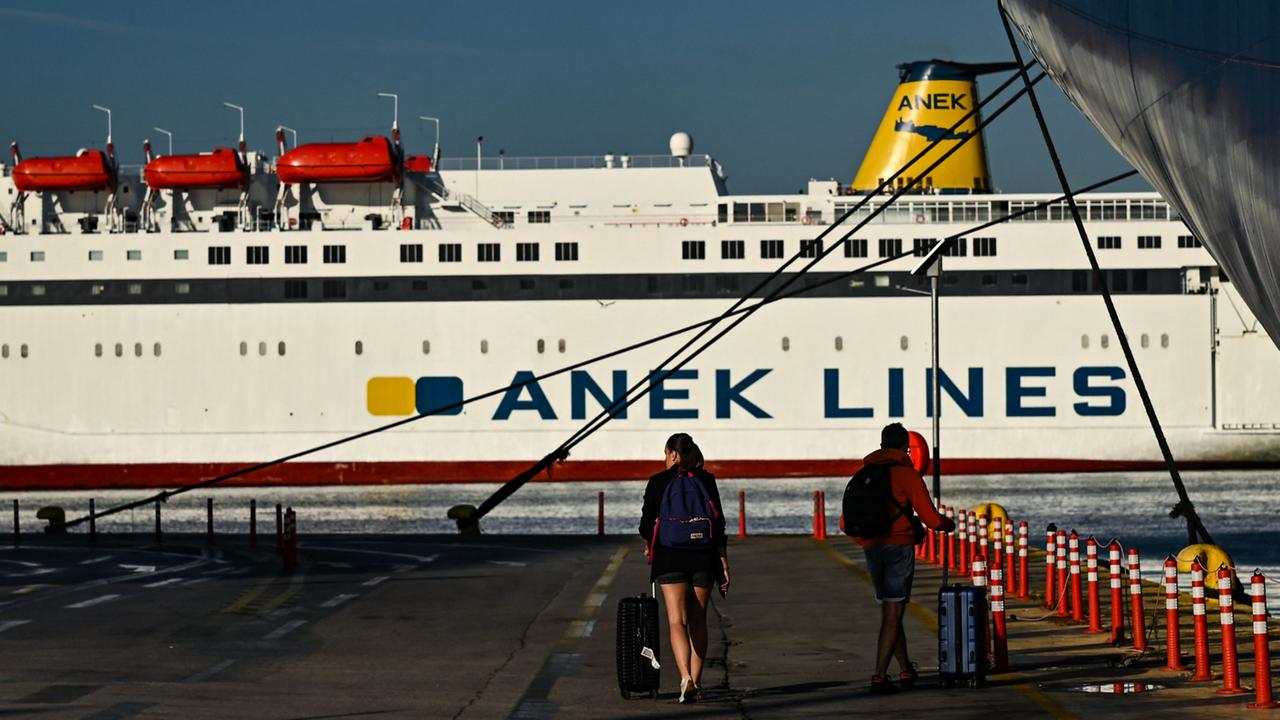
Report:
1,60,1277,488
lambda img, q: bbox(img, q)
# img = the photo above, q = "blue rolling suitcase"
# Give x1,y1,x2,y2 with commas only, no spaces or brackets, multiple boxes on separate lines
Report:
938,584,987,688
616,584,661,699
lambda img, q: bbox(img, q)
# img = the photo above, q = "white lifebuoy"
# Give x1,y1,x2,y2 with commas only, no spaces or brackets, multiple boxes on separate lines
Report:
801,215,813,226
914,213,925,224
679,217,688,227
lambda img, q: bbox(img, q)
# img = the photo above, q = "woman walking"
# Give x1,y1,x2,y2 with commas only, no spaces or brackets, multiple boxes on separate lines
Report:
638,433,729,704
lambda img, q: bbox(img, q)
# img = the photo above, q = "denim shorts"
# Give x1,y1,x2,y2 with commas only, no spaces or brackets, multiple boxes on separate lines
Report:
863,543,916,603
655,570,717,588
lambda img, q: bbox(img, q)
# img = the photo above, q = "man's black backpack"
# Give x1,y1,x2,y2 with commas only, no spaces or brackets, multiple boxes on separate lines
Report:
842,464,924,542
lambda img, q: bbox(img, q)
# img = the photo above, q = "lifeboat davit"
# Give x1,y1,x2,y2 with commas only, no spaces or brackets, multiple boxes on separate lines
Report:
277,136,397,184
144,147,246,190
12,150,114,192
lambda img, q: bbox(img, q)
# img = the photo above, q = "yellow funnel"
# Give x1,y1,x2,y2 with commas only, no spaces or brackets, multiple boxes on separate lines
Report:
852,60,1016,194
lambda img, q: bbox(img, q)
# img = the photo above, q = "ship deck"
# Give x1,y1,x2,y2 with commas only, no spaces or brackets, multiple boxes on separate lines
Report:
0,532,1272,718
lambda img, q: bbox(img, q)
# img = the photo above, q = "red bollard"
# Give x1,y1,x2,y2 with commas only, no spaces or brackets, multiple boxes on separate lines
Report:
597,491,605,536
972,554,988,590
1128,547,1149,652
206,498,215,545
812,491,820,539
1247,571,1278,708
1084,537,1104,634
1189,559,1213,681
1004,523,1016,595
819,491,828,540
737,490,747,539
968,511,979,573
991,560,1009,672
1017,521,1030,600
949,507,961,573
958,511,971,576
812,491,827,541
978,514,989,561
283,508,298,573
249,499,257,549
1068,531,1083,622
1055,531,1069,617
275,503,283,553
991,517,1004,571
1216,565,1246,695
1044,528,1057,608
1108,540,1126,645
1161,556,1187,671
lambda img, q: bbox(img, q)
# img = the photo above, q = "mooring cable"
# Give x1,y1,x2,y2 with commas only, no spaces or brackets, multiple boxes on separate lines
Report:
998,2,1215,549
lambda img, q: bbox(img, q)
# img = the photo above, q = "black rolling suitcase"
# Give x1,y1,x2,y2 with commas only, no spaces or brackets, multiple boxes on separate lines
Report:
616,584,661,699
938,584,987,688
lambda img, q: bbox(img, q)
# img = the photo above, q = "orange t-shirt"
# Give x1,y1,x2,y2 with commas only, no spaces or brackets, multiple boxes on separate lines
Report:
852,448,948,547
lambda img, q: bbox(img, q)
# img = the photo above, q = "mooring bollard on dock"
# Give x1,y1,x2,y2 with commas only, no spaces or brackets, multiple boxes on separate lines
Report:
1084,537,1104,634
1247,571,1277,709
1216,564,1246,695
1128,547,1148,651
1108,540,1126,645
1189,559,1213,681
737,490,746,539
249,499,257,548
1161,556,1187,671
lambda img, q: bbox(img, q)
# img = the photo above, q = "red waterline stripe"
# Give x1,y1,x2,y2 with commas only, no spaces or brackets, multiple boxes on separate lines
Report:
0,458,1276,490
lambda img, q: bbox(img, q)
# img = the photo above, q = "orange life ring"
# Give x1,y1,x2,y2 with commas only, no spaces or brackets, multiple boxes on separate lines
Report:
801,215,812,226
679,217,688,227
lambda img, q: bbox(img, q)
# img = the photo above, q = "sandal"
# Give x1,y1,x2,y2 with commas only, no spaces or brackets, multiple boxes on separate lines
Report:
869,674,899,694
899,662,919,690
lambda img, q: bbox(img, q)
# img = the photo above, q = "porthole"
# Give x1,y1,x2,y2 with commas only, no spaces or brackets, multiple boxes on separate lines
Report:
278,341,286,357
1,344,7,359
19,344,26,359
115,343,123,358
94,343,103,357
239,341,248,357
900,336,909,351
1100,334,1110,349
1081,335,1089,349
134,342,142,357
258,341,267,357
481,340,489,354
1140,333,1149,349
781,337,790,352
153,342,162,357
421,340,430,355
537,339,545,354
355,340,364,356
835,337,844,351
558,339,566,354
1161,333,1170,348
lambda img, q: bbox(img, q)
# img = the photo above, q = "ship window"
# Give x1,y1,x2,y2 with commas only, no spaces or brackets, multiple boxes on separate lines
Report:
493,211,515,225
1081,335,1089,349
480,340,489,354
373,281,389,291
20,344,27,359
322,280,346,299
284,280,307,299
844,239,868,258
0,252,6,263
559,277,574,290
733,203,748,222
422,340,431,355
800,239,823,258
154,342,162,357
1096,236,1121,250
682,240,706,260
439,243,462,262
1072,270,1089,292
873,275,890,288
258,341,267,356
478,243,501,262
1177,235,1202,249
517,242,539,262
716,275,739,293
1140,333,1149,349
1137,235,1161,249
900,336,909,351
354,340,364,356
323,245,347,264
91,284,107,296
30,251,45,262
537,339,545,354
1101,334,1110,349
877,238,902,258
781,337,790,351
400,244,424,263
127,250,142,261
520,278,535,290
554,242,579,261
278,342,286,356
749,203,765,222
472,279,487,291
527,210,550,224
912,238,935,257
973,237,997,256
941,238,966,257
89,250,104,261
558,339,566,353
835,337,844,351
128,283,142,295
208,246,231,265
412,280,429,292
716,240,742,260
94,343,103,357
1161,333,1170,348
0,285,6,296
239,341,247,356
1011,273,1028,286
1111,269,1128,291
285,245,308,264
718,204,728,223
981,274,996,285
174,249,189,260
760,239,784,259
116,343,124,357
31,284,45,296
134,342,143,358
175,282,190,295
0,344,7,358
1133,270,1148,291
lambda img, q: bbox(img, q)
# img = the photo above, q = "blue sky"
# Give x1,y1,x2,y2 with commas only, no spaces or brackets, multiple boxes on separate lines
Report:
0,1,1147,194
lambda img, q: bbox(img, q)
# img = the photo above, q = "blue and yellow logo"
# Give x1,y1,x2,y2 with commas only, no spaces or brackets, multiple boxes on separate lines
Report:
367,376,464,416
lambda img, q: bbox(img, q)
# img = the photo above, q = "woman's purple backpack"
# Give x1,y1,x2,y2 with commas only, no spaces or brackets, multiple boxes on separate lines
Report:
655,471,718,549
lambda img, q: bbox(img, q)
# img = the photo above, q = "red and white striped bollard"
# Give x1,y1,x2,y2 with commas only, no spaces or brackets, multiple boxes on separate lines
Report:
1084,536,1104,634
1128,547,1148,651
1247,570,1278,708
1004,522,1016,596
1189,559,1213,681
1107,540,1126,645
1068,531,1083,622
1055,530,1069,617
1161,556,1186,671
1017,521,1030,600
1216,564,1246,694
1044,527,1057,608
991,559,1009,672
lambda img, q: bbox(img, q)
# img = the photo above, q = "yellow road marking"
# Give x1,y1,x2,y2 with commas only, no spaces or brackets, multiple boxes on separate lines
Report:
12,584,47,595
222,579,272,615
559,546,629,643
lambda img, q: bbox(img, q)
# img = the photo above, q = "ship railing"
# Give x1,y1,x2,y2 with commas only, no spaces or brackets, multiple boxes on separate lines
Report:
435,153,712,172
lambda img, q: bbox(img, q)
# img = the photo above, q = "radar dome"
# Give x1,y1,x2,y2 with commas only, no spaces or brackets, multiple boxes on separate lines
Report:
669,132,693,157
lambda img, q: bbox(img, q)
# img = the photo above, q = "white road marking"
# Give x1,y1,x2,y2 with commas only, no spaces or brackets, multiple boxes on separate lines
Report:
362,576,389,587
118,564,157,573
203,567,235,576
12,585,47,595
184,578,211,587
143,578,184,588
0,620,31,633
316,561,353,569
584,592,607,608
487,560,528,568
0,559,42,567
321,593,359,609
66,594,121,609
223,568,250,576
78,555,115,566
302,546,439,563
184,658,235,683
264,619,307,640
566,619,596,638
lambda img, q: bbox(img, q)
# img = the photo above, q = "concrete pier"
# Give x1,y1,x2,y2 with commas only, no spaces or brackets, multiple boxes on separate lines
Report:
0,533,1273,718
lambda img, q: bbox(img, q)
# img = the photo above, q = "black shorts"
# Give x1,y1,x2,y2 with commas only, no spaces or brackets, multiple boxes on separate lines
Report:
655,569,716,588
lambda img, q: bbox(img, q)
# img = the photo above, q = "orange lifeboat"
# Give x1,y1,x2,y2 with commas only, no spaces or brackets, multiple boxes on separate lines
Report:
144,147,246,190
12,150,114,192
404,154,433,174
277,136,397,184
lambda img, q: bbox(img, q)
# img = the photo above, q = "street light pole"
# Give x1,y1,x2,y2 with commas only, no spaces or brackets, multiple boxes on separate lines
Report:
929,257,942,504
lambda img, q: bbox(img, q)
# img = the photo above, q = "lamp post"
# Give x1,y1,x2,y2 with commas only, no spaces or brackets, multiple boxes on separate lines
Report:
152,127,172,156
419,116,440,168
911,238,953,512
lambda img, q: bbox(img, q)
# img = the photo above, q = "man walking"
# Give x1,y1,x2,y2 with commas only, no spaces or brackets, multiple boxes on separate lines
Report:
850,422,954,694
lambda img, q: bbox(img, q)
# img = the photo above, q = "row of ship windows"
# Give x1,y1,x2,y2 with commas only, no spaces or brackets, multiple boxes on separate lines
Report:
683,237,998,261
827,198,1177,225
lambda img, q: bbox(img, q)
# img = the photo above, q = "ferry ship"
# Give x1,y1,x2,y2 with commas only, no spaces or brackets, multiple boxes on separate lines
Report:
1,60,1277,489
